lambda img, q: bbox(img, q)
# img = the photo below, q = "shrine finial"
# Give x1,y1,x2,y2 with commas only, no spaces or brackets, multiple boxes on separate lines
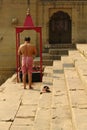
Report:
26,8,30,15
24,8,34,27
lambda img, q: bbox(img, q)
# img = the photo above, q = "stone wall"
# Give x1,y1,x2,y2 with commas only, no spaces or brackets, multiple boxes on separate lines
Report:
0,69,15,85
0,0,87,84
37,1,87,44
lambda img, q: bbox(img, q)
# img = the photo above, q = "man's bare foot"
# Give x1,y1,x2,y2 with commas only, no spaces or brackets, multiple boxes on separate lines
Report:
29,86,33,89
24,87,27,89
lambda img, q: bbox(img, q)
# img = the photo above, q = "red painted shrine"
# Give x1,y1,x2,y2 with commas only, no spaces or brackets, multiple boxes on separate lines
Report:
15,9,42,82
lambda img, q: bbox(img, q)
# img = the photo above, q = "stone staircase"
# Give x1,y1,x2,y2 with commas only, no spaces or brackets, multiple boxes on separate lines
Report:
0,44,87,130
34,43,76,66
41,44,87,130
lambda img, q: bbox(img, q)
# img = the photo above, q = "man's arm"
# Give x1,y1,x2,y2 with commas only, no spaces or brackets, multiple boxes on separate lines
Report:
18,46,22,55
33,46,37,56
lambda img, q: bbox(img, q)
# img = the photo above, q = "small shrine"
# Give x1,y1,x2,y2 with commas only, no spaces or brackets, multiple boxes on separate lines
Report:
15,8,42,82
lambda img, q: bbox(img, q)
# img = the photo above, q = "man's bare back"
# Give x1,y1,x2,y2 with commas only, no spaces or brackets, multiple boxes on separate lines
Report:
18,43,37,57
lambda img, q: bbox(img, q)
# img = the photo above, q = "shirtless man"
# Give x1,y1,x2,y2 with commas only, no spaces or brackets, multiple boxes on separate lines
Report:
18,37,37,89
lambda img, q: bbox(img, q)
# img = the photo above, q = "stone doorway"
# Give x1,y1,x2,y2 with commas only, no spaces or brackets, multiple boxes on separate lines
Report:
49,11,72,44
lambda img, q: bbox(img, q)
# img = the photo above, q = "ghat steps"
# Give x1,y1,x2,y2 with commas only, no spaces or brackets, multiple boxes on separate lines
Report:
0,44,87,130
42,44,87,130
34,43,76,66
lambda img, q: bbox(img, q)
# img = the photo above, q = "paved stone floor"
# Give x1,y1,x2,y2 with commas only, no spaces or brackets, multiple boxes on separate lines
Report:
0,74,43,130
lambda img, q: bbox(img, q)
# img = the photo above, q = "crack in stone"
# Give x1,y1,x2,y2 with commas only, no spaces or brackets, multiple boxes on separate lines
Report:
79,107,87,109
54,93,65,96
16,116,35,119
69,89,76,91
52,116,57,119
0,118,14,122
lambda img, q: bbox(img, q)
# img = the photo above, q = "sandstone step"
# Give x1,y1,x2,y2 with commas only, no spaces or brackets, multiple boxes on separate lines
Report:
31,65,53,130
74,60,87,89
51,61,73,130
51,78,73,130
76,44,87,58
42,53,61,60
33,57,53,66
43,66,53,75
61,56,74,68
69,50,87,90
42,60,53,66
69,50,85,62
44,43,76,49
49,49,68,55
53,60,63,70
43,47,49,53
53,60,64,78
32,85,52,130
64,68,87,130
11,83,42,130
0,74,42,130
42,66,53,85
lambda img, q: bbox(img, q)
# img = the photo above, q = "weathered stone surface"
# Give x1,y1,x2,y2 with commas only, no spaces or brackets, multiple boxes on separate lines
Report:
0,44,87,130
0,122,11,130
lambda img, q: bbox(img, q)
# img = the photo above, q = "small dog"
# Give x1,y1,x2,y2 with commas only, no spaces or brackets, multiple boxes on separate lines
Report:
40,86,51,94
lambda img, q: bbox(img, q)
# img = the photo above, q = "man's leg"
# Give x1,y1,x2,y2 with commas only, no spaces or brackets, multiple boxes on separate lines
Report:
27,57,33,89
28,72,33,89
23,73,26,89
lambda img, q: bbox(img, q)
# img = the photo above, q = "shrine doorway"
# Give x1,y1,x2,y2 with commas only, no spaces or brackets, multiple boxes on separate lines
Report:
49,11,72,44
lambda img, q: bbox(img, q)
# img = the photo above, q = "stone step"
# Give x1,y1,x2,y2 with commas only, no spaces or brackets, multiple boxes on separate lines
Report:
69,50,85,62
42,60,53,66
53,60,64,78
76,44,87,58
42,66,53,85
51,61,73,130
69,50,87,91
61,56,74,68
33,57,53,66
0,75,43,130
43,66,53,75
43,47,49,53
32,85,52,130
44,43,76,49
42,53,61,60
32,65,53,130
52,57,87,130
0,73,53,130
51,79,73,130
64,67,87,130
49,49,68,55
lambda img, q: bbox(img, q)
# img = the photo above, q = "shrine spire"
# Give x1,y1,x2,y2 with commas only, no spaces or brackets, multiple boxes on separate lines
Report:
23,8,34,27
